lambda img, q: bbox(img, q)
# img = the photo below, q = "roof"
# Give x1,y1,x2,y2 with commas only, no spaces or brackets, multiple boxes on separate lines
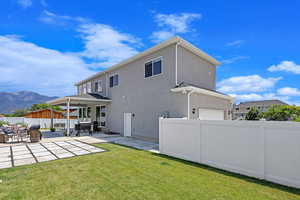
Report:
67,93,110,100
25,109,62,115
235,100,288,107
75,36,221,86
47,93,111,106
171,83,234,101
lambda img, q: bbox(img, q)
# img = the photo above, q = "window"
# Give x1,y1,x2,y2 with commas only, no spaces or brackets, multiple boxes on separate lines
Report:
109,74,119,87
87,107,91,118
144,57,162,78
87,82,92,93
78,85,82,95
94,80,102,92
83,83,87,94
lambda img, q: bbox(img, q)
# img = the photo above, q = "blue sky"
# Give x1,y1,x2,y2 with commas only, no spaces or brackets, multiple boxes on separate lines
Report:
0,0,300,104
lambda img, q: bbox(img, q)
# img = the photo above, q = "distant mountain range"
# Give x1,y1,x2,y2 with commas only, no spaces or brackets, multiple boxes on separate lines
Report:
0,91,57,114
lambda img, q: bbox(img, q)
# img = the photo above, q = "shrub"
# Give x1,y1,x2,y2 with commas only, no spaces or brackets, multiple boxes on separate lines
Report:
262,105,300,121
0,120,9,126
50,128,56,132
245,107,260,120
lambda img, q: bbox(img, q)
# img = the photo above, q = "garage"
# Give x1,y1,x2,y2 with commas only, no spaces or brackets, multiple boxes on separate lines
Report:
198,108,224,120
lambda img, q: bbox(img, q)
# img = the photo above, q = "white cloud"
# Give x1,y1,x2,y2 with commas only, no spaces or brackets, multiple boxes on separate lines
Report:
221,56,249,64
39,10,89,25
226,40,244,47
268,61,300,74
17,0,32,8
0,35,94,96
78,23,141,67
150,31,175,43
150,12,201,43
277,87,300,96
218,75,282,93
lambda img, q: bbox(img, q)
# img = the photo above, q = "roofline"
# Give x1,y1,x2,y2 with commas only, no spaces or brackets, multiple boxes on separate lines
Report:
75,36,221,86
47,96,112,105
25,109,62,114
171,86,235,101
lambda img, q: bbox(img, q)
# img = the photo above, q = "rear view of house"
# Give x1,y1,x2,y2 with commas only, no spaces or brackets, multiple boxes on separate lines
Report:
49,36,233,142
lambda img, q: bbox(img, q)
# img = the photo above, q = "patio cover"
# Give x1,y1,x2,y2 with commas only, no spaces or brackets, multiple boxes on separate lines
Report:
47,93,111,135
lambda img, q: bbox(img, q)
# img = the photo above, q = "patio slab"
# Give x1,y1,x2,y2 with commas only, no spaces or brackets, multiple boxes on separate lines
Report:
0,141,106,169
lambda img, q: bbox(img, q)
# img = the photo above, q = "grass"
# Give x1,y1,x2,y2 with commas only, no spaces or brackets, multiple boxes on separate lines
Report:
0,143,299,200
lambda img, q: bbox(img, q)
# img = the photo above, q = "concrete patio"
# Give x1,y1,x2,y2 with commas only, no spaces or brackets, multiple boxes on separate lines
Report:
0,133,159,169
0,140,105,169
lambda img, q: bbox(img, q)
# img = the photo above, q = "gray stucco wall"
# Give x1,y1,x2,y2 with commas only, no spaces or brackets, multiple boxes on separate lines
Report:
189,93,232,120
177,46,216,90
104,44,187,141
77,43,230,142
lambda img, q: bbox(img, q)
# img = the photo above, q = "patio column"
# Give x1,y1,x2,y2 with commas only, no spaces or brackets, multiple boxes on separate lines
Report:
66,97,70,136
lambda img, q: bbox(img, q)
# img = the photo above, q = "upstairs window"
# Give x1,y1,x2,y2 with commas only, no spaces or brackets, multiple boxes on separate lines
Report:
145,57,162,78
94,80,103,92
87,82,92,93
109,74,119,87
83,83,87,94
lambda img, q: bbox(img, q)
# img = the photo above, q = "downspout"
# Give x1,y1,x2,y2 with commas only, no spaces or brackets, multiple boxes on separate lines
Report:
175,41,181,86
187,89,196,119
66,97,71,136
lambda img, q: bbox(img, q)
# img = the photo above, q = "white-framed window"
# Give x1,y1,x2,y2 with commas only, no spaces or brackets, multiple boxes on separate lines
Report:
109,74,119,88
78,85,82,95
87,82,92,93
94,80,103,92
83,83,87,94
145,57,162,78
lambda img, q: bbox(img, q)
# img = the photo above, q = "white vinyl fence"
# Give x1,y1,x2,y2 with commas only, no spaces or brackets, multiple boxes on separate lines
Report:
159,118,300,189
0,117,77,129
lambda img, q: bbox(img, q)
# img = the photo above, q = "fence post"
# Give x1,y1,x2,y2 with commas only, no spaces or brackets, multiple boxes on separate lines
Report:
159,117,163,153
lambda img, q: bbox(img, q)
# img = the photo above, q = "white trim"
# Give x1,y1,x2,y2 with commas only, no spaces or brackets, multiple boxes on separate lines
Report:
171,86,235,101
175,41,181,86
47,97,112,106
144,56,163,79
75,36,220,86
94,79,103,93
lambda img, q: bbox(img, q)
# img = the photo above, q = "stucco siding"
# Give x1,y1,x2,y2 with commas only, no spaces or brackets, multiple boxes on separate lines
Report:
104,44,186,141
190,93,232,120
178,46,216,90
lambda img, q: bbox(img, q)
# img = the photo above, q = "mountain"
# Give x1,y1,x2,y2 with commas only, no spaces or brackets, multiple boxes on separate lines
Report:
0,91,57,114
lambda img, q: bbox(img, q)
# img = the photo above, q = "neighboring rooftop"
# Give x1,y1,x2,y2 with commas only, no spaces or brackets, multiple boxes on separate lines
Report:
235,100,288,106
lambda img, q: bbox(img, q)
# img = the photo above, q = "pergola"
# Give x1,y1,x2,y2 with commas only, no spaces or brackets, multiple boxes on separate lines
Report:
47,94,111,135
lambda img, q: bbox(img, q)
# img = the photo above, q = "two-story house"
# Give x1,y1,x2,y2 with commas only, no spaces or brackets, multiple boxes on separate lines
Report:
48,36,234,142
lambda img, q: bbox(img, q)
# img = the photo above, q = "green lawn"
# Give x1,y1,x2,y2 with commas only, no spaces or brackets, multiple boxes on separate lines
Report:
0,143,299,200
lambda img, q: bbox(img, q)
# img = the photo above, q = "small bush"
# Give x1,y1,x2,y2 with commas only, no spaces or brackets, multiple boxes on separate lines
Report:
0,120,9,126
50,128,56,132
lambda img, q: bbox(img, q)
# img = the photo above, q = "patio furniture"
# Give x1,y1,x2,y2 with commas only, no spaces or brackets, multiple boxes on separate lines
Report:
16,127,29,142
75,122,92,136
0,132,8,143
28,125,42,143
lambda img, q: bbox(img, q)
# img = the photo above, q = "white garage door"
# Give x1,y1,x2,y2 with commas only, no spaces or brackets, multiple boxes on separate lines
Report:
198,108,224,120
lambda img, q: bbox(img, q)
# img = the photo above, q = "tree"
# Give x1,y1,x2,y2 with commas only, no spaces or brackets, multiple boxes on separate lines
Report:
30,103,61,112
4,109,28,117
262,105,300,121
245,107,260,120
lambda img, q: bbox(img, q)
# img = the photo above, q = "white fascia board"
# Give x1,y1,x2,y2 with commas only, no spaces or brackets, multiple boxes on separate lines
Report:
171,86,235,101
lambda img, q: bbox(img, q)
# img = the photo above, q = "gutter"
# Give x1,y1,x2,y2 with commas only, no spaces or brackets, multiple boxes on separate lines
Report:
187,89,196,119
175,41,181,86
